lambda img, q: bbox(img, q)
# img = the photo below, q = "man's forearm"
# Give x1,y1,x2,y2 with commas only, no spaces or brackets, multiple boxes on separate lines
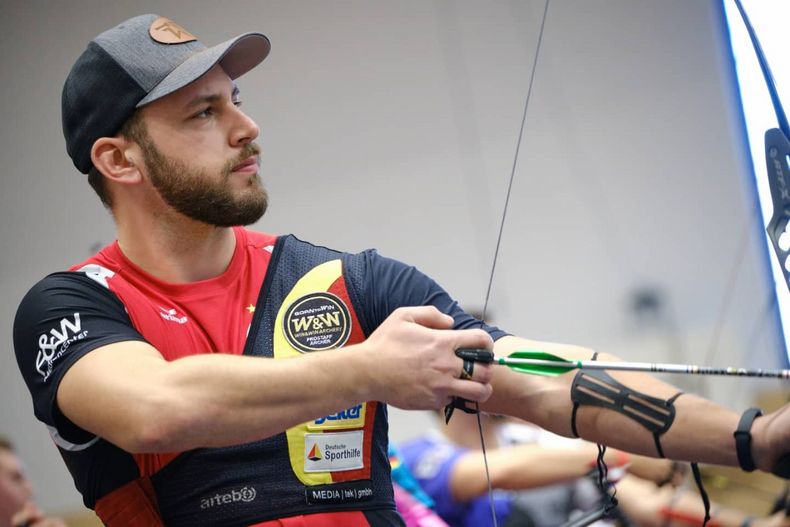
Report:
154,345,379,450
483,336,743,467
58,340,379,453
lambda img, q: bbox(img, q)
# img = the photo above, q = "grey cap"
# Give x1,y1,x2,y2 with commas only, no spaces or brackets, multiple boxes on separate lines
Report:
62,14,270,174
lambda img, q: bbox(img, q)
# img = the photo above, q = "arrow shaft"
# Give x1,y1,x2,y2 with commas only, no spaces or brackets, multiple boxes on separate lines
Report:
498,356,790,379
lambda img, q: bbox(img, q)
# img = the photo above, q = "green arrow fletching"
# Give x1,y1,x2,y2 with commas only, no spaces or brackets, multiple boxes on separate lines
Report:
498,350,579,377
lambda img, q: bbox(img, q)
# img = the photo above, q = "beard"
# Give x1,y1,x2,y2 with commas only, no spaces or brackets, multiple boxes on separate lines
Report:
138,136,268,227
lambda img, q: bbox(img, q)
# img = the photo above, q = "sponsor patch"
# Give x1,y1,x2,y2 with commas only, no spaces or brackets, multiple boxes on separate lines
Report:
304,480,374,505
308,403,366,431
283,293,351,353
36,313,88,381
304,431,363,473
199,486,257,510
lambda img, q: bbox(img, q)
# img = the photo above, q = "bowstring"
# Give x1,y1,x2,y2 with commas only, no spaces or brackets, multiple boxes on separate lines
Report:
480,0,549,324
477,1,551,525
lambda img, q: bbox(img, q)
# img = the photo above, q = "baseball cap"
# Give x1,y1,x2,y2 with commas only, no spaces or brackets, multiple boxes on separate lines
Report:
62,14,270,174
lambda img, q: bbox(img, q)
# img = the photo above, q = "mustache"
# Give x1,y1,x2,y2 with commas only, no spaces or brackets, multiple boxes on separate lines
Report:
224,143,262,173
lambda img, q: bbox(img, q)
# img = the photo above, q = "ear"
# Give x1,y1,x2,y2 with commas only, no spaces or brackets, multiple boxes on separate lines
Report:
90,137,142,185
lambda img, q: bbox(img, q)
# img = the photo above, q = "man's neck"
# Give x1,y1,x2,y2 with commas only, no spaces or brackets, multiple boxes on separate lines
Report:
115,213,238,284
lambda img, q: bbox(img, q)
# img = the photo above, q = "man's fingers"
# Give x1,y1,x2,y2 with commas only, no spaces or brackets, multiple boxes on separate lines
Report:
447,377,493,404
452,328,495,353
10,502,66,527
11,502,44,526
455,359,494,384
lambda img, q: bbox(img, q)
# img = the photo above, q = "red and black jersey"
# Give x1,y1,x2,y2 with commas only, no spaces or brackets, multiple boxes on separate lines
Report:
13,228,506,526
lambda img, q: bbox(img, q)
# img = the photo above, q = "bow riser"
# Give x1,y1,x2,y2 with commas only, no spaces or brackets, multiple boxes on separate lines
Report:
765,127,790,291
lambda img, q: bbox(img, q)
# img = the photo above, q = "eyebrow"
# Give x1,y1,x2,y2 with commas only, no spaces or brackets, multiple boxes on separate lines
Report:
184,85,241,110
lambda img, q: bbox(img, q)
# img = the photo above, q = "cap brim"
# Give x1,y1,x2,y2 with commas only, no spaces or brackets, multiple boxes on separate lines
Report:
136,32,270,107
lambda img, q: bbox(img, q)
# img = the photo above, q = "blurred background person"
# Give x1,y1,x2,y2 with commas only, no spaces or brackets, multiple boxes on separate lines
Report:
0,437,65,527
398,412,789,527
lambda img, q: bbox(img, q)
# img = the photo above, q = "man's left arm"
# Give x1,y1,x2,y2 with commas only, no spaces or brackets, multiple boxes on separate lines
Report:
482,335,789,474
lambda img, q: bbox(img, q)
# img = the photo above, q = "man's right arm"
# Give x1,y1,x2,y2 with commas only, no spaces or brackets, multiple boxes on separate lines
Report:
15,276,492,452
56,306,494,453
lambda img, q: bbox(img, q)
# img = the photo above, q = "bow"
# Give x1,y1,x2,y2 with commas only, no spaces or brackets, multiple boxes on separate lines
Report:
732,1,790,518
731,0,790,291
457,1,790,526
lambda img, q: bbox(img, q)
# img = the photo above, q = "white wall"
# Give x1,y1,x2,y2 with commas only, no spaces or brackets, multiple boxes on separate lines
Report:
0,0,784,515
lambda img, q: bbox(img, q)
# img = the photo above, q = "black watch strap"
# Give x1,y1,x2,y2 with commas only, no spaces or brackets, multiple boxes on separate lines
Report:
733,407,763,472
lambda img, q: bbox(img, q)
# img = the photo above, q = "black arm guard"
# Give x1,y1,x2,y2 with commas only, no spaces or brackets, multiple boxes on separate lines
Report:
570,358,683,458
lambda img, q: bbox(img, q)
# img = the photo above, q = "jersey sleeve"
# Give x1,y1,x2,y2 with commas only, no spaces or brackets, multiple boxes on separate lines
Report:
13,272,147,439
400,437,513,527
345,249,508,340
399,437,469,525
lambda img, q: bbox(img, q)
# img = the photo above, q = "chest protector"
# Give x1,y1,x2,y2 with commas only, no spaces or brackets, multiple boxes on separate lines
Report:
134,236,395,526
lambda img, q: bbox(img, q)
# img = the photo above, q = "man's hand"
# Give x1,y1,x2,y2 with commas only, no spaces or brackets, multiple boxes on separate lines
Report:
10,502,66,527
361,306,494,410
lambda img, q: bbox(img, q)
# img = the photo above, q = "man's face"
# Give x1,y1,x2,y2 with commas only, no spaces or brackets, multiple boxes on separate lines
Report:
133,65,267,227
0,449,33,525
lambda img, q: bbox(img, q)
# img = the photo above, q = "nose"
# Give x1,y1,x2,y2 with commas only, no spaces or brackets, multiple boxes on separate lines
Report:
229,105,260,147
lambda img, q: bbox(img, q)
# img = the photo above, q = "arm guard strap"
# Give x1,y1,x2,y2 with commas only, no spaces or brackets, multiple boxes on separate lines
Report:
570,353,684,458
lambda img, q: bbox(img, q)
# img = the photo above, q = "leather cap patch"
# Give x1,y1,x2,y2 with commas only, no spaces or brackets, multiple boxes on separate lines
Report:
149,17,197,44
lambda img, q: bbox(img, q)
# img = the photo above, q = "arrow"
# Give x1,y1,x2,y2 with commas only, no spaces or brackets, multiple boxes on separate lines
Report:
496,350,790,379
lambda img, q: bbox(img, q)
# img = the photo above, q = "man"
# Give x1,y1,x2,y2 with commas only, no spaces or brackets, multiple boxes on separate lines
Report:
11,13,790,527
0,437,65,527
